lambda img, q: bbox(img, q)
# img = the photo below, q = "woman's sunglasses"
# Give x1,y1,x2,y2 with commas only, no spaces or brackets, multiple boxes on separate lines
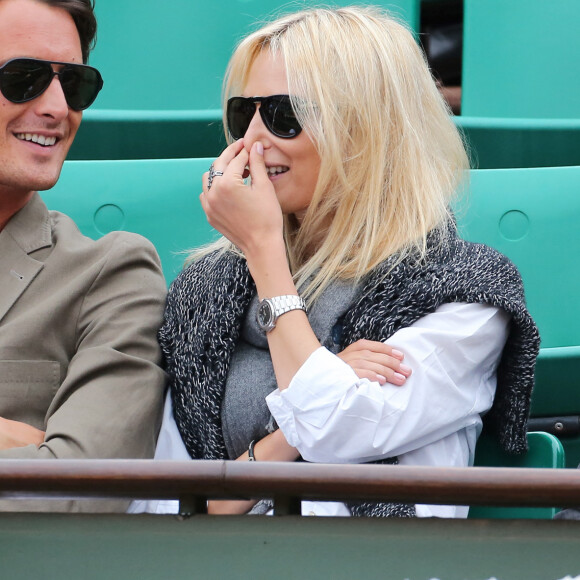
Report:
226,94,302,140
0,58,104,111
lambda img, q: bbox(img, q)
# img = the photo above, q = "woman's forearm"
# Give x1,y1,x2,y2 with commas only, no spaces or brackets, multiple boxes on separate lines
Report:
207,429,299,515
244,238,321,391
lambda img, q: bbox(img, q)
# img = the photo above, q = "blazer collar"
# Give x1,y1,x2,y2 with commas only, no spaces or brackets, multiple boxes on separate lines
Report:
0,193,53,324
2,192,52,255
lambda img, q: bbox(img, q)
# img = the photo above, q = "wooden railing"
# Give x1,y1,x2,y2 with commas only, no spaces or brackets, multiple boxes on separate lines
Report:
1,460,579,515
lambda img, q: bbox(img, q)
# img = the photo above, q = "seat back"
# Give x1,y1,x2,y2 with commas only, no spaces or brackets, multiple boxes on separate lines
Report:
41,158,216,285
70,1,418,160
458,165,580,466
43,160,580,464
462,0,580,118
470,431,565,519
459,165,580,350
45,162,580,408
89,0,419,111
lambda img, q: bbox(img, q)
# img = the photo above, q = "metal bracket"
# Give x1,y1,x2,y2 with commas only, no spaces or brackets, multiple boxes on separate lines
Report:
527,416,580,437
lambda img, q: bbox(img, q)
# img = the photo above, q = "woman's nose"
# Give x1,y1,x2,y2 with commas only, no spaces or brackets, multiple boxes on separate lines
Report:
242,105,271,151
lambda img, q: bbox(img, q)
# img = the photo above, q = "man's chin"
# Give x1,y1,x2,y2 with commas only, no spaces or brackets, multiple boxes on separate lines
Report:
31,169,65,192
34,181,60,192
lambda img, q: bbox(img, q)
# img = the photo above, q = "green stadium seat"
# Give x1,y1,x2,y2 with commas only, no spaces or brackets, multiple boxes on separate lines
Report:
88,0,419,111
40,159,573,517
44,160,579,455
70,109,225,161
69,1,419,160
457,165,580,466
461,0,580,118
456,117,580,169
470,431,565,519
41,158,217,285
70,109,580,168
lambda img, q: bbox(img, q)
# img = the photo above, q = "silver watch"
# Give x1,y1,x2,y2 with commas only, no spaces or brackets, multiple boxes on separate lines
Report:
256,295,307,333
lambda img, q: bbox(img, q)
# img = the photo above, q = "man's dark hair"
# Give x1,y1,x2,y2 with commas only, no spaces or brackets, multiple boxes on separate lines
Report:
40,0,97,63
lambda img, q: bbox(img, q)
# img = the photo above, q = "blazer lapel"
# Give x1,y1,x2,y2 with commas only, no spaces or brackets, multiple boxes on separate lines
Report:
0,194,52,324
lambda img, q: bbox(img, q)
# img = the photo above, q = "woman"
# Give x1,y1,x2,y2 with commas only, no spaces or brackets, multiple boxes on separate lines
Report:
155,6,539,518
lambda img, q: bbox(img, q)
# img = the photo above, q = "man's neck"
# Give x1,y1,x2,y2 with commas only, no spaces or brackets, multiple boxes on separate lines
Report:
0,191,35,232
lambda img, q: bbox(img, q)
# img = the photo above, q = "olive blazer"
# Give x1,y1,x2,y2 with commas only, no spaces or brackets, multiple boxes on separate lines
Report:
0,194,166,511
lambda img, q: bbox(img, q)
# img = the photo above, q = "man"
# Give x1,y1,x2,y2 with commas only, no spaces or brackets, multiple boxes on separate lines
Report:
0,0,166,511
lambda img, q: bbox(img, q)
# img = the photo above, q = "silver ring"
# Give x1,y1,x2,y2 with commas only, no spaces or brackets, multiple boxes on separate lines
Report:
207,163,224,190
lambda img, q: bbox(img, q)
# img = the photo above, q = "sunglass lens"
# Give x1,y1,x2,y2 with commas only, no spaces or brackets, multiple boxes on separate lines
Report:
227,97,256,139
1,59,53,103
60,65,102,111
262,96,301,138
227,96,302,139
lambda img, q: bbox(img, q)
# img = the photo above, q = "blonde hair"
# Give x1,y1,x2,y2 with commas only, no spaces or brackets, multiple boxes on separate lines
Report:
193,6,469,302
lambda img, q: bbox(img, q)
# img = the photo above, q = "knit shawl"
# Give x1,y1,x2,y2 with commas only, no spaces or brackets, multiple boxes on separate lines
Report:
159,230,539,516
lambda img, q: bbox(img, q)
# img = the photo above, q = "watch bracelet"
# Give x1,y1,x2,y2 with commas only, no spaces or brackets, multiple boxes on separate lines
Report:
270,294,307,316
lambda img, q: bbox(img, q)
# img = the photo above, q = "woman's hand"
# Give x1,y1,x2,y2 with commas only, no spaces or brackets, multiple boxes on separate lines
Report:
202,141,318,391
200,140,284,255
337,339,412,386
208,429,299,515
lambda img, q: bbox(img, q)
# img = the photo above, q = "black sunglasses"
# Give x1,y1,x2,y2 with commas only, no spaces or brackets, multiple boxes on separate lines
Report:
226,94,303,140
0,58,103,111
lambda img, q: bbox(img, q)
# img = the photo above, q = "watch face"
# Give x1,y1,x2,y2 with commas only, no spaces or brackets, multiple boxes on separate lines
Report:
257,300,274,330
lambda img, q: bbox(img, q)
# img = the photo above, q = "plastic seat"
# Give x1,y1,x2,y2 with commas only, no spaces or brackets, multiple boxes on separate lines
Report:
462,0,580,118
70,109,226,161
44,162,580,416
470,431,565,519
71,109,580,167
69,1,419,160
41,158,216,285
457,165,580,467
88,0,419,111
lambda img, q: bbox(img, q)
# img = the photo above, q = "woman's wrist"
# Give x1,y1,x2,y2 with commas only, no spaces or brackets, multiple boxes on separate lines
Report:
245,241,297,300
246,430,299,462
239,227,285,261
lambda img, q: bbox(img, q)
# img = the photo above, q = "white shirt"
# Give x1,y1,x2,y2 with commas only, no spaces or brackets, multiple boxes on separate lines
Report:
131,302,510,518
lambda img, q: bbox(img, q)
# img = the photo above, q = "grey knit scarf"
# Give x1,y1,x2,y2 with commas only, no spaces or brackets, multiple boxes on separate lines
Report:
159,227,539,518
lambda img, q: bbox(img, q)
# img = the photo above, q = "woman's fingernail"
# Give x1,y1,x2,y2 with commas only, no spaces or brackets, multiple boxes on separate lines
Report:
394,372,406,382
256,142,264,155
391,349,404,359
400,364,412,375
377,374,387,384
